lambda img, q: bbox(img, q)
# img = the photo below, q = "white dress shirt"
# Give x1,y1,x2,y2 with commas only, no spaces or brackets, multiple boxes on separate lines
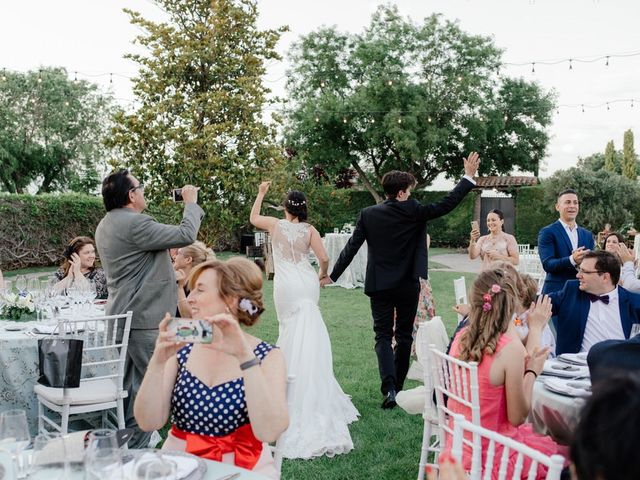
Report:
559,220,579,266
580,286,626,352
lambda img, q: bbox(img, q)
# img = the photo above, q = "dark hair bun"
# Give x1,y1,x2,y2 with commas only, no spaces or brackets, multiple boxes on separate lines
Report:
285,190,308,221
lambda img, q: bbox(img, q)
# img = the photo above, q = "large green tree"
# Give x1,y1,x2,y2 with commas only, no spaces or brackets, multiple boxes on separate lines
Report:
108,0,286,246
543,167,640,233
622,129,637,181
284,5,556,202
0,67,114,193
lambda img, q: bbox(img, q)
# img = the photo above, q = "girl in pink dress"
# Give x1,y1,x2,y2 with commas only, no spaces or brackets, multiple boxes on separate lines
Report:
447,268,567,479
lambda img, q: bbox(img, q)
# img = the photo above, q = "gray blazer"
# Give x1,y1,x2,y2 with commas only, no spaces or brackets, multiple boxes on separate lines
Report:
95,203,204,329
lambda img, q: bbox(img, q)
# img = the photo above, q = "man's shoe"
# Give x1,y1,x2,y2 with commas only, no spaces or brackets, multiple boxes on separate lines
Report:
381,390,397,409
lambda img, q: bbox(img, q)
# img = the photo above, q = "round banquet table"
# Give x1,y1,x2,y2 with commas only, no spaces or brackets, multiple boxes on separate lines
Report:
530,378,587,445
323,233,367,289
0,306,106,435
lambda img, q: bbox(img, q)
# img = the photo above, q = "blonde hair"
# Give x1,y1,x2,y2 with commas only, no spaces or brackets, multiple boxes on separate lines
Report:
180,241,216,266
458,268,518,363
188,257,264,326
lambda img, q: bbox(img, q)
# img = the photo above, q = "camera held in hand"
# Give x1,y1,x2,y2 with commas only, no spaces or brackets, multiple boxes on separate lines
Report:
172,188,184,202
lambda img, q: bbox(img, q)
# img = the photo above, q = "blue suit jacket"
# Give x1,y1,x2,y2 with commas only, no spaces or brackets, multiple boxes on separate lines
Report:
548,280,640,355
538,220,594,294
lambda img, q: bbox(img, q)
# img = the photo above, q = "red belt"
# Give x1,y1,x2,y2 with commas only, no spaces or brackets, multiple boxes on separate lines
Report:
171,424,263,470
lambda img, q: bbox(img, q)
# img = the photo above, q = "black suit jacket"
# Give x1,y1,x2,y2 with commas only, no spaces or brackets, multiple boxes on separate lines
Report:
587,334,640,385
329,178,475,296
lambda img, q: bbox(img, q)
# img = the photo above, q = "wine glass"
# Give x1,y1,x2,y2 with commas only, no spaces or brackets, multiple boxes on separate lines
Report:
86,429,118,453
15,276,27,295
84,447,122,480
29,432,67,480
132,453,177,480
0,409,31,478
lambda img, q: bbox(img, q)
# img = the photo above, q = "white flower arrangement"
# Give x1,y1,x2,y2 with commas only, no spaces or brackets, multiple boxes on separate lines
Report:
1,292,36,321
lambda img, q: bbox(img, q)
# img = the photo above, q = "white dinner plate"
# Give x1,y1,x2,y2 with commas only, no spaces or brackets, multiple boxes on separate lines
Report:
557,352,588,366
3,324,27,331
542,359,590,378
543,378,592,398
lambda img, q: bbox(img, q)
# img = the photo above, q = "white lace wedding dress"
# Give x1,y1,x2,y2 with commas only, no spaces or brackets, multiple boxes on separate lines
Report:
271,219,359,459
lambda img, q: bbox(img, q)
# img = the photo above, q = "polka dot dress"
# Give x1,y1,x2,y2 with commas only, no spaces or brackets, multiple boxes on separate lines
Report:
171,342,275,437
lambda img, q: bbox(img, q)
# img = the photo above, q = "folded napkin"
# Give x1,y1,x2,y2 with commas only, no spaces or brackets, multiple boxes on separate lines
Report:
543,378,592,398
542,359,590,378
122,452,199,480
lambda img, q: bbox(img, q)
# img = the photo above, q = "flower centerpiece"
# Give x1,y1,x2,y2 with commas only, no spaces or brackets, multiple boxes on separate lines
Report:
1,292,36,321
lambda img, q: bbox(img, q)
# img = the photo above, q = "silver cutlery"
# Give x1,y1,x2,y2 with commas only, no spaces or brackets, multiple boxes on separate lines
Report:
214,473,241,480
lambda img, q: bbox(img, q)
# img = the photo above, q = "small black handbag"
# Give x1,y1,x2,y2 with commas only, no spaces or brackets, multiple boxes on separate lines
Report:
37,337,84,388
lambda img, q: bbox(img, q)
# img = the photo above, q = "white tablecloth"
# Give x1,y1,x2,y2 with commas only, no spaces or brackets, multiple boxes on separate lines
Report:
323,233,367,289
530,378,587,445
0,307,106,435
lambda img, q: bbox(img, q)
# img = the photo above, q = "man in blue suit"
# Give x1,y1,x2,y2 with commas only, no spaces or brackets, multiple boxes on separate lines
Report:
538,189,595,294
548,250,640,355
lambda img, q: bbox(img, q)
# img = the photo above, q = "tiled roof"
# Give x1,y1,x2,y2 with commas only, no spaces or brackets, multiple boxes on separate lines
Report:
473,176,538,188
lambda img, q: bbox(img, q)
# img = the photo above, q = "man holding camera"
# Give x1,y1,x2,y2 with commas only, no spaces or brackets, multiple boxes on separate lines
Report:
95,169,204,447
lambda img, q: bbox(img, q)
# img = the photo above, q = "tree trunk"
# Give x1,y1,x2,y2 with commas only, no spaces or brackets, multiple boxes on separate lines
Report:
351,160,383,204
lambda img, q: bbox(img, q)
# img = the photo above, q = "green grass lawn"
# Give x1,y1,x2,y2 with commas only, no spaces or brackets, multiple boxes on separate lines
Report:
249,264,476,480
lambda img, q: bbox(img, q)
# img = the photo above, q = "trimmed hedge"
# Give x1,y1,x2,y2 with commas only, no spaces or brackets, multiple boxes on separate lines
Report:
0,194,105,270
3,186,559,270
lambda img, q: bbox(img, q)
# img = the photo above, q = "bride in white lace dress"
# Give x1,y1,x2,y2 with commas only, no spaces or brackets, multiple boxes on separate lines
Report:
250,181,359,459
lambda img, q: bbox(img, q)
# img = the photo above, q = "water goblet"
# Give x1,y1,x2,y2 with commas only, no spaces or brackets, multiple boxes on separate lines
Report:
29,432,68,480
0,409,31,479
84,447,122,480
86,429,118,453
132,453,177,480
15,276,27,295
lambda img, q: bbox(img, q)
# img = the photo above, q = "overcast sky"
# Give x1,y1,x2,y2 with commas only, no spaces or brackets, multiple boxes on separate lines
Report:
1,0,638,188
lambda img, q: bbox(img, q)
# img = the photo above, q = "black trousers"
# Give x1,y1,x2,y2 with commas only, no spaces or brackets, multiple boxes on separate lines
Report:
370,282,420,395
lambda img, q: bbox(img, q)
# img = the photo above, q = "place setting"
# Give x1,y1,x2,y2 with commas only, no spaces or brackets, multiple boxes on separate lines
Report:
540,354,592,398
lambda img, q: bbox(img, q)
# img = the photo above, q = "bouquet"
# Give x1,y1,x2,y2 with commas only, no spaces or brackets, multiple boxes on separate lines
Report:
1,292,36,321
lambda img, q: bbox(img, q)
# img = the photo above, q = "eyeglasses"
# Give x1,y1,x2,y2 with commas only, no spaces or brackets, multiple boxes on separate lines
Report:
577,268,603,275
129,183,144,192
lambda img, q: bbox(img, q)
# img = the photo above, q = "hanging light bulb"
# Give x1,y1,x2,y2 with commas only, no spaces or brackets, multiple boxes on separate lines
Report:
605,56,609,66
398,118,402,124
427,117,432,123
581,104,585,113
343,117,347,123
74,71,78,82
65,101,69,107
531,62,535,73
569,59,573,70
370,118,375,123
315,116,320,122
504,114,508,122
110,73,113,84
320,81,325,88
387,80,393,86
457,75,463,82
607,103,610,111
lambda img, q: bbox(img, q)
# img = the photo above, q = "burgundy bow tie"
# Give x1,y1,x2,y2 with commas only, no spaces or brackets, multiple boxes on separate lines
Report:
588,293,610,304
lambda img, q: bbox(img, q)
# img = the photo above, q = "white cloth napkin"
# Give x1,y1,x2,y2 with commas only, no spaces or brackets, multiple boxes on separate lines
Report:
543,378,592,398
122,452,199,480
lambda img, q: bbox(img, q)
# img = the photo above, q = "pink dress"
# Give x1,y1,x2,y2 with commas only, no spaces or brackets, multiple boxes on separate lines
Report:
447,332,566,479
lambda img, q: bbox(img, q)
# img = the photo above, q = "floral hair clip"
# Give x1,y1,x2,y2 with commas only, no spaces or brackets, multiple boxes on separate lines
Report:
287,199,306,207
238,298,262,317
481,284,502,312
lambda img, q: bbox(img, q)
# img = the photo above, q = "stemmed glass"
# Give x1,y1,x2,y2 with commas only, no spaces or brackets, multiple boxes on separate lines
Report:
0,409,31,479
15,276,27,295
84,447,122,480
29,432,67,480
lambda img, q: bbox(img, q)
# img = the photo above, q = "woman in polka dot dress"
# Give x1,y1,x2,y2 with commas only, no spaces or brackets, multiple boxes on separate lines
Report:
134,257,289,478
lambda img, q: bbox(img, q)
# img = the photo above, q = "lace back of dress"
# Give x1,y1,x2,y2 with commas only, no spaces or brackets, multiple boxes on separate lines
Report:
272,220,311,265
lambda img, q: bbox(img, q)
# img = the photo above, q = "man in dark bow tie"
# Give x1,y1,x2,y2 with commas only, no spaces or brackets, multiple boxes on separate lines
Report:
547,250,640,355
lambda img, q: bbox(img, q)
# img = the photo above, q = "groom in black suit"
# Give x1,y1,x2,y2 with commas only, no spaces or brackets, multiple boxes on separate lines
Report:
321,153,480,408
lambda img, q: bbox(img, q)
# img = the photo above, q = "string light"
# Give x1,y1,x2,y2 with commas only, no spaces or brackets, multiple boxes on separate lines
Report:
320,81,325,88
569,59,573,70
397,118,402,124
387,80,393,86
109,73,113,84
581,104,585,113
531,62,535,73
